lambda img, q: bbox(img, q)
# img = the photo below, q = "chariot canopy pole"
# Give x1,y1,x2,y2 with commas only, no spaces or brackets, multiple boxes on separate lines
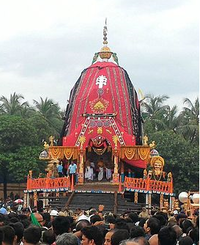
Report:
112,135,119,184
78,136,85,184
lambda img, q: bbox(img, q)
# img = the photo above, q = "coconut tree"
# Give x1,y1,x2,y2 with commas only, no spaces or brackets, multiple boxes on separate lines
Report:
163,105,179,132
141,94,169,133
33,97,63,136
177,97,199,143
0,93,30,116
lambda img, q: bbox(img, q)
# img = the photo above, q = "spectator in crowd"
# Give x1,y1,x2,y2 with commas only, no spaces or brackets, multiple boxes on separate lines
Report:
172,224,183,241
23,225,42,245
1,225,15,245
0,229,3,245
34,212,47,229
9,222,24,245
104,229,117,245
104,215,116,230
189,227,199,244
75,220,91,232
158,226,177,245
139,208,149,219
56,233,79,245
115,219,130,233
81,226,103,245
52,216,71,237
180,219,194,236
0,214,6,227
111,229,129,245
179,236,194,245
143,217,161,240
130,226,145,239
42,229,56,245
119,237,150,245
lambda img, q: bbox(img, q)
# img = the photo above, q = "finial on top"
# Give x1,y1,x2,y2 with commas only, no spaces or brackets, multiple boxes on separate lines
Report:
99,18,112,60
91,19,119,64
103,18,108,45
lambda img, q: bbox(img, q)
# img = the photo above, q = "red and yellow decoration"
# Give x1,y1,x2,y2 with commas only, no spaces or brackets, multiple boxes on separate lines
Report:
48,146,79,160
90,98,109,113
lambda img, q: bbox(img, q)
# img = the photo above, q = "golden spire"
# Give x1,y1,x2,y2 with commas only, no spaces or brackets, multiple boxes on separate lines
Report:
99,18,112,60
91,19,119,65
103,18,108,45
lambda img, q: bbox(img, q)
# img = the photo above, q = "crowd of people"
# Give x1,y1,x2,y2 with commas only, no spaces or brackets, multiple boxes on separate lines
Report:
0,203,199,245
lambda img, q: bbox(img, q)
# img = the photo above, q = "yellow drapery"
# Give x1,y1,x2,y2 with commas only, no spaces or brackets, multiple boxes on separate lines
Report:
119,146,150,161
48,146,79,160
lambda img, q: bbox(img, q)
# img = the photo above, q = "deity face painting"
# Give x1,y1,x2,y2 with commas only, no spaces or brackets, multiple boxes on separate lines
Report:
154,161,163,175
151,156,164,177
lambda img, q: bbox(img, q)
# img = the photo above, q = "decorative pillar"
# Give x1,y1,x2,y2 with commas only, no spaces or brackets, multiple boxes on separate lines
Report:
26,192,30,207
43,192,48,208
145,193,148,206
145,192,152,214
134,192,138,203
112,150,119,184
78,136,85,184
163,198,169,211
173,199,179,211
170,196,175,210
78,149,84,184
23,192,27,208
148,193,152,214
112,135,119,184
33,191,38,208
160,194,164,210
121,162,125,183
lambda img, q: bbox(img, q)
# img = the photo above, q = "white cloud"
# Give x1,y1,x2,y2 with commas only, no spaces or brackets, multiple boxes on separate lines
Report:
0,0,198,112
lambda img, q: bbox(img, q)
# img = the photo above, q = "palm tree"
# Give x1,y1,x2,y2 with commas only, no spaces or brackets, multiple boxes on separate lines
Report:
0,93,29,116
141,94,169,132
163,105,179,132
33,97,63,136
178,97,199,143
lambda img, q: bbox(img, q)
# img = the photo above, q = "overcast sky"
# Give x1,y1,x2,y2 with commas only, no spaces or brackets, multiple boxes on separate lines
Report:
0,0,199,112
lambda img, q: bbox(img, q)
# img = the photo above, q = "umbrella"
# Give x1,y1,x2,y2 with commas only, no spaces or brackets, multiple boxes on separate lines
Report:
14,199,24,204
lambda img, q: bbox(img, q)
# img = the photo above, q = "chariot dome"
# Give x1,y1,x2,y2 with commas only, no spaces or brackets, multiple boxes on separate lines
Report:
59,22,147,173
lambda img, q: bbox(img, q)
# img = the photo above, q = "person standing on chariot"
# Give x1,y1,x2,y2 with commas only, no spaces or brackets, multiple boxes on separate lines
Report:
105,161,112,181
97,158,104,181
57,162,63,177
67,161,77,185
85,160,94,182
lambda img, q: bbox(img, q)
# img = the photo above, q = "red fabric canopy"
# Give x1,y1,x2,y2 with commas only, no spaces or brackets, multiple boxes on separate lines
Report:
61,61,144,168
67,62,136,136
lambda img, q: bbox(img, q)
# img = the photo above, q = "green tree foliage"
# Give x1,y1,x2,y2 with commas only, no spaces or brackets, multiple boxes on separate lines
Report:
33,97,63,137
177,97,199,144
0,115,37,151
147,131,199,193
142,96,199,194
27,114,53,144
0,115,44,198
163,105,179,132
8,146,46,182
141,94,169,132
0,92,34,117
0,94,65,199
